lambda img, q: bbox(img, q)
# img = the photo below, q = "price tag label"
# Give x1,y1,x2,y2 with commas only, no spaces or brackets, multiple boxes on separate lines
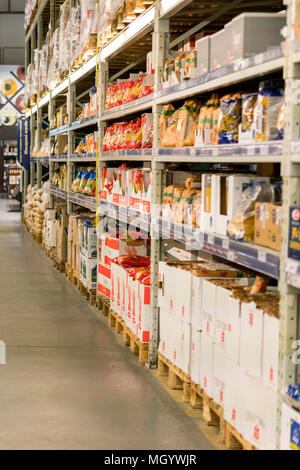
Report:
258,251,267,263
222,239,229,250
208,235,214,245
247,146,255,156
286,259,298,275
228,250,235,261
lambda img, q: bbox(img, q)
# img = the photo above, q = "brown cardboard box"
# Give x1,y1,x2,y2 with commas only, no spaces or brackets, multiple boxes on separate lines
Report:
254,203,281,252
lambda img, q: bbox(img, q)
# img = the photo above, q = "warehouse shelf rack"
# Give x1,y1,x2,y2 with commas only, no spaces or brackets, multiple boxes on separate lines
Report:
25,0,300,450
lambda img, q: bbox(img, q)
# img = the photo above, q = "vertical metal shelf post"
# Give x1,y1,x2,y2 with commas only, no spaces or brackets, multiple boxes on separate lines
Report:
146,6,169,368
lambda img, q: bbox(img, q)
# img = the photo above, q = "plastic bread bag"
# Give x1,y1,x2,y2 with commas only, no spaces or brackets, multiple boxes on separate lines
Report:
218,93,242,144
227,182,275,242
159,104,175,145
254,81,284,142
176,100,200,147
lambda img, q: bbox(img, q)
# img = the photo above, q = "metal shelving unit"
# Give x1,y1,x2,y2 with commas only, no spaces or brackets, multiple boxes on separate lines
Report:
25,0,300,450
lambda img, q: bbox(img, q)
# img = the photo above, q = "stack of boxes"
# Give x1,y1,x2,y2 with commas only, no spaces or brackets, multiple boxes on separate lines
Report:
79,220,97,290
67,213,95,284
43,209,56,249
98,233,148,300
158,261,280,450
55,205,68,263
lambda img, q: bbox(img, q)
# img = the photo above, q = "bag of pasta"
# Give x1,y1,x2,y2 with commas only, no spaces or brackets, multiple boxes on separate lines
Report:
218,93,242,144
83,170,96,196
227,182,274,242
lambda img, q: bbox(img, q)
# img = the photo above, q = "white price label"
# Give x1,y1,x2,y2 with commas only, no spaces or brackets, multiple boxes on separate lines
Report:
222,239,229,250
286,259,298,275
208,235,214,245
228,250,235,261
258,251,267,263
247,146,255,156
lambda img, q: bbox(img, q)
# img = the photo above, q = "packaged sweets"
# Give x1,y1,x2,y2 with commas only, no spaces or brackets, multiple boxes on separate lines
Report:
275,98,285,140
254,81,284,142
161,109,180,148
218,93,242,144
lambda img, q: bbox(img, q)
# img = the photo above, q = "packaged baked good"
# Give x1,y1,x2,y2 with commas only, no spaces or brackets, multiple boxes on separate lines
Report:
160,104,175,145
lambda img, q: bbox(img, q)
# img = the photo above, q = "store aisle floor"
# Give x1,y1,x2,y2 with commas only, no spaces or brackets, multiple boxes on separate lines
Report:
0,200,214,450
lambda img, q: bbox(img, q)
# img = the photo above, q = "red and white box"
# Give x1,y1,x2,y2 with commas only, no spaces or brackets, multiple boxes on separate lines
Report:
97,263,111,299
213,342,226,407
262,313,279,390
141,169,152,214
146,51,154,75
102,234,147,267
226,295,241,364
199,333,214,398
112,166,128,207
99,167,114,203
243,373,277,450
201,280,217,338
128,169,143,212
190,329,201,384
110,260,122,315
224,358,246,434
159,308,171,360
137,278,151,343
239,301,264,379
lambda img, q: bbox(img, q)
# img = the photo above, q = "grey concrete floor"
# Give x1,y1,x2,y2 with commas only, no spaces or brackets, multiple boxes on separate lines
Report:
0,199,214,450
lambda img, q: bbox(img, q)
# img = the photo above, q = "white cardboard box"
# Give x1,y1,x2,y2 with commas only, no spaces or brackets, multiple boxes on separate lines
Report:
201,280,217,338
224,359,246,434
243,373,277,450
239,301,263,379
262,314,279,391
137,281,151,343
190,329,201,385
200,333,214,397
97,263,111,299
213,342,226,406
226,295,241,364
159,308,171,361
280,402,300,450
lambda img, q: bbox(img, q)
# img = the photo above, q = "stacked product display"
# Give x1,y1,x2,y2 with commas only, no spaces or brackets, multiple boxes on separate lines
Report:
24,0,300,452
23,183,50,240
70,168,96,197
102,114,153,151
160,84,284,149
158,260,279,450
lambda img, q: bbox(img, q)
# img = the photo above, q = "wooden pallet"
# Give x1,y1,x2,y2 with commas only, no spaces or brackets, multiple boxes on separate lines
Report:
224,422,257,450
190,381,225,442
97,293,110,316
123,325,149,365
65,263,74,284
53,256,65,273
108,309,125,335
158,352,191,402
